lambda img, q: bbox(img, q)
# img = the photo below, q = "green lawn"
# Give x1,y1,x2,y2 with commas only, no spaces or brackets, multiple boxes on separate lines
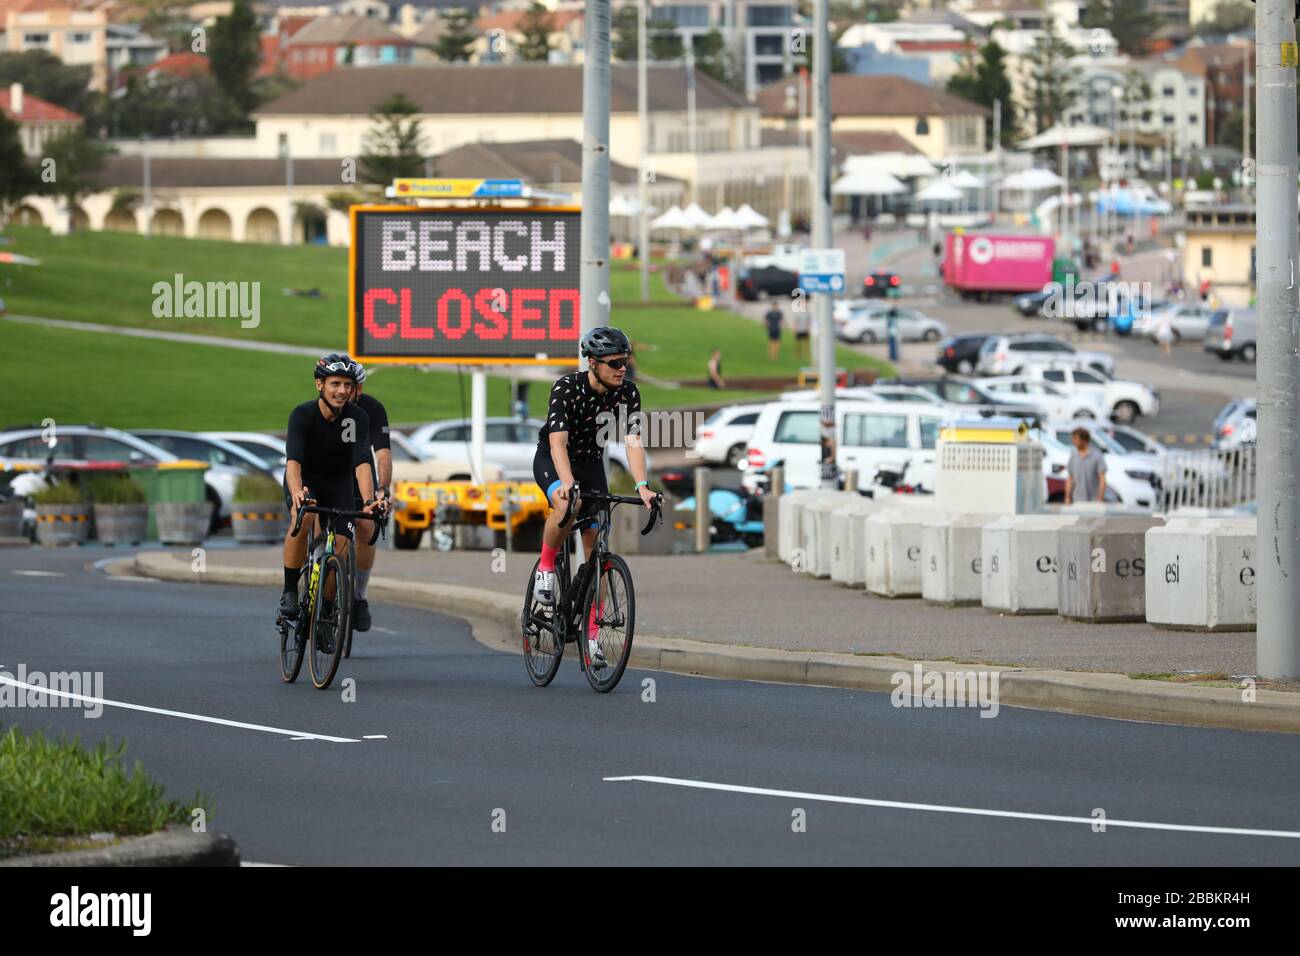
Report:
4,225,890,431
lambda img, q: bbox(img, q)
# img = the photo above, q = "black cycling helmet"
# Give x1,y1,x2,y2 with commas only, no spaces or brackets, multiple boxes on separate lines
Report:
315,352,357,382
580,326,631,358
349,358,367,386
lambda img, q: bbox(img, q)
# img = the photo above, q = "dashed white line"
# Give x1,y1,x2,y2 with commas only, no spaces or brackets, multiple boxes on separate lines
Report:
0,674,364,743
12,570,65,577
604,775,1300,840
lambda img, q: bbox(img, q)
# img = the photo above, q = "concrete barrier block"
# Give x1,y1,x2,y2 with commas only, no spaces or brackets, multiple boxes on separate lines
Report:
777,490,818,564
981,514,1080,614
867,507,942,598
1057,516,1165,622
1145,517,1257,631
1057,503,1152,516
800,492,864,578
830,498,887,586
922,513,1000,605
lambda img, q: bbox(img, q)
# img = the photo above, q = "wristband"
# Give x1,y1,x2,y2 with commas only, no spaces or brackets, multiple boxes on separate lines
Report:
634,480,649,490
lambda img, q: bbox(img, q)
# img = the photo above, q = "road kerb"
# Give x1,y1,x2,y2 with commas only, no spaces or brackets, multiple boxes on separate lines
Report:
129,551,1300,734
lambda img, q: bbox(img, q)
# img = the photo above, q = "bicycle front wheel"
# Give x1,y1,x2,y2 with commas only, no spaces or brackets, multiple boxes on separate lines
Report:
522,558,564,686
279,566,309,683
309,553,349,690
581,553,635,693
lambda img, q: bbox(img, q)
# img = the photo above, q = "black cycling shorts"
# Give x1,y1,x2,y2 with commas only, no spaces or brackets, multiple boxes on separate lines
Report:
283,475,354,540
532,446,608,509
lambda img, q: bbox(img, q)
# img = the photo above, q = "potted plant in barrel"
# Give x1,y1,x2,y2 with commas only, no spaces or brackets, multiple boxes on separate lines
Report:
33,480,91,547
86,474,149,546
231,472,288,544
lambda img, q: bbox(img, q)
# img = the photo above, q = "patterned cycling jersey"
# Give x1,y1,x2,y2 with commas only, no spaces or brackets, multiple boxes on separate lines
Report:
536,371,641,463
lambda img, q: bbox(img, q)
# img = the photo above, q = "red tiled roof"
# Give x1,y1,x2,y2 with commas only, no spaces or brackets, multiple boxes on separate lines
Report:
0,87,82,123
146,51,210,78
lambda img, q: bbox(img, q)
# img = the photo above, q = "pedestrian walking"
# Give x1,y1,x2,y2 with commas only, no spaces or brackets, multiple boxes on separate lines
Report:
707,349,725,390
792,306,811,360
764,303,783,361
1064,427,1107,505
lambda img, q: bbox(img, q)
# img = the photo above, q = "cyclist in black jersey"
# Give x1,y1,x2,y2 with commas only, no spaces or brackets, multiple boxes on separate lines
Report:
278,354,381,624
532,326,657,666
346,358,390,633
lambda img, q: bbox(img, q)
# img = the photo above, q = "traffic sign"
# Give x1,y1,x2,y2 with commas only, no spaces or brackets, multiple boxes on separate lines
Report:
798,248,846,294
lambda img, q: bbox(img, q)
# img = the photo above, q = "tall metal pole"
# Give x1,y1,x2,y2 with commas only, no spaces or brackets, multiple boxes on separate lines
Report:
141,136,151,238
812,0,836,490
1255,0,1300,678
1243,40,1252,202
686,36,697,154
992,97,1001,224
638,0,650,302
581,0,612,343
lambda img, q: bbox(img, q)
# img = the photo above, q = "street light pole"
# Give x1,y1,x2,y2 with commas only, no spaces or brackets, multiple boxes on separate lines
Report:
581,0,612,343
811,0,836,490
638,0,649,302
1255,0,1300,678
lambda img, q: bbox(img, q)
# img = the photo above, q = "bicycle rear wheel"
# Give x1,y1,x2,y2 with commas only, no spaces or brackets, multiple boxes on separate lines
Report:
309,553,349,690
581,553,635,693
278,565,310,683
521,558,564,686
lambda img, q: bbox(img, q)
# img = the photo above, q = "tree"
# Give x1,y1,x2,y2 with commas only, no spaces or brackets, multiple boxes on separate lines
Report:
435,8,477,62
361,94,429,186
40,129,113,228
691,30,739,88
947,40,1017,146
209,0,261,116
1195,0,1254,35
613,4,639,61
96,69,246,138
0,50,94,116
0,111,39,223
649,18,684,61
517,2,554,62
1021,19,1079,134
1082,0,1157,57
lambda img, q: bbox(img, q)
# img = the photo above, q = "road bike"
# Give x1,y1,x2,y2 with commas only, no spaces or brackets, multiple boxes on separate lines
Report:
520,486,662,693
277,500,380,689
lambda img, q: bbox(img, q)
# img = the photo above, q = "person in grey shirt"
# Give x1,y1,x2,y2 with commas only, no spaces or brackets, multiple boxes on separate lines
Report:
1065,427,1107,504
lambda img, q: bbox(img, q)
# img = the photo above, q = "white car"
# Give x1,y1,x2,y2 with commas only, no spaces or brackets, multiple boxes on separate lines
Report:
980,377,1107,420
976,334,1116,378
1037,422,1160,509
692,404,765,466
408,417,645,480
1016,363,1159,424
836,306,948,344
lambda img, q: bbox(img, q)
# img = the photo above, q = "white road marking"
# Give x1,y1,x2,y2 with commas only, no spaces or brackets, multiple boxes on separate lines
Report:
363,735,387,739
241,861,291,867
12,570,65,577
372,627,399,635
107,575,160,583
0,675,363,743
604,776,1300,841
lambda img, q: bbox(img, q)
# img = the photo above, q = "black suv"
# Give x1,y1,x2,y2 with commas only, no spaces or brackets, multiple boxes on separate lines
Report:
738,266,799,301
934,333,994,374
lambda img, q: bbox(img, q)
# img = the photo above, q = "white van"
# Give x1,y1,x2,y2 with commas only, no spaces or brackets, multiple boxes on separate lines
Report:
744,399,948,493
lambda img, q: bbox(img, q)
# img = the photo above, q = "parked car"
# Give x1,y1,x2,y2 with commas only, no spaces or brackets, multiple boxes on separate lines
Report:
743,398,948,494
862,269,901,298
738,265,799,301
1098,423,1168,458
407,417,644,479
838,306,947,344
1042,422,1161,509
1014,363,1159,424
881,375,1050,421
935,333,995,375
199,432,289,474
1204,307,1258,362
387,431,505,483
976,333,1116,377
133,430,279,482
1213,398,1257,449
0,425,234,528
1133,301,1214,342
691,403,765,466
980,377,1108,420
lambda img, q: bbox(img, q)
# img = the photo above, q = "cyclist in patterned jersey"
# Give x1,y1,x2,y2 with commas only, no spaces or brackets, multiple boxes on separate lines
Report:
532,326,657,665
345,358,391,633
278,354,380,625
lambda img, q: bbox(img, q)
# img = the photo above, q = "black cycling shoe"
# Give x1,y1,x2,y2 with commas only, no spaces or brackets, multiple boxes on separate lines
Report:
354,599,371,632
315,620,336,655
278,590,299,620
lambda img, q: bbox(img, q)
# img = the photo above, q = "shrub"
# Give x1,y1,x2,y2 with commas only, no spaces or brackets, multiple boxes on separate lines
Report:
31,481,84,506
234,471,283,503
84,474,146,505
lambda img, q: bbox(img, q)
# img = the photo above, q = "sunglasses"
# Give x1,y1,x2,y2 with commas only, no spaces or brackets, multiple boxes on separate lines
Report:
597,358,629,370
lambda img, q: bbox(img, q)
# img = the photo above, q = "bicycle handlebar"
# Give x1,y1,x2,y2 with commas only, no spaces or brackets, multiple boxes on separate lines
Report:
558,485,664,536
291,499,387,542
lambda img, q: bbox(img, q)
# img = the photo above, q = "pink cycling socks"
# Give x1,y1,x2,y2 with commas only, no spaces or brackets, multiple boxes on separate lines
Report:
539,543,559,573
587,601,603,638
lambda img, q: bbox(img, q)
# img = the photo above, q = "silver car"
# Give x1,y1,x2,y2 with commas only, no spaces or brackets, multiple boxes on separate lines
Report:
1135,302,1214,342
837,306,948,344
1204,307,1257,362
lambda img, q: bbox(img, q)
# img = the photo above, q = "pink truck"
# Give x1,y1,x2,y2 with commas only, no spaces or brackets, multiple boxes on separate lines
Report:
943,232,1055,298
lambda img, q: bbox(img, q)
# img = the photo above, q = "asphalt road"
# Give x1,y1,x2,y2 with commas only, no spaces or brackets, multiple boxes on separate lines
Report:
5,545,1300,865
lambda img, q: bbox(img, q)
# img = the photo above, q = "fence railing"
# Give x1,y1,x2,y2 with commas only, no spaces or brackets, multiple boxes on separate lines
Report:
1156,445,1256,513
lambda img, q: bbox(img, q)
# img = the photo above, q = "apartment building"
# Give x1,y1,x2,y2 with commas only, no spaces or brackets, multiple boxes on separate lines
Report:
1,0,110,90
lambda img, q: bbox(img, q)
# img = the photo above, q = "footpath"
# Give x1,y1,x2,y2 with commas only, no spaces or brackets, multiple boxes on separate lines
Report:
128,544,1300,734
